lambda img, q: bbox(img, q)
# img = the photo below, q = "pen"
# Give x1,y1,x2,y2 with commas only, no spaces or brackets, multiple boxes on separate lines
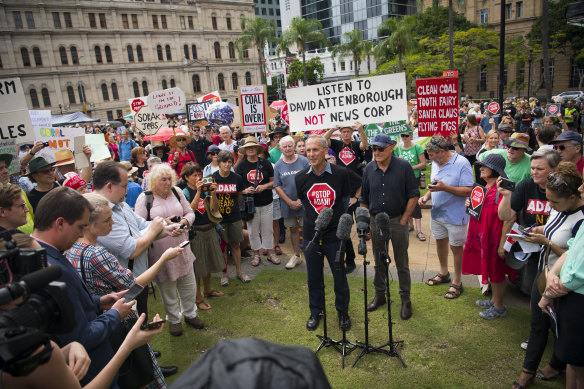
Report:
525,223,537,233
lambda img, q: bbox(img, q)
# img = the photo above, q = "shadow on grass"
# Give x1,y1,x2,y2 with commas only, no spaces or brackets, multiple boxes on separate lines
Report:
149,269,564,389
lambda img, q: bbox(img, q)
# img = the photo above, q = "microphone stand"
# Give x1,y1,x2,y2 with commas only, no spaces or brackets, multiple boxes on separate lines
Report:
315,240,338,355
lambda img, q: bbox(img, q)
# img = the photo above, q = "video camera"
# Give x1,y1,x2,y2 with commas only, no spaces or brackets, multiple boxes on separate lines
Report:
0,230,76,376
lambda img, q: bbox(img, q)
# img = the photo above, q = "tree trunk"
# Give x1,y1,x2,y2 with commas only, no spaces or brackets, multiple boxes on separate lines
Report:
449,0,454,70
258,47,266,84
367,55,371,75
542,0,551,101
354,54,359,77
398,52,403,72
302,51,307,86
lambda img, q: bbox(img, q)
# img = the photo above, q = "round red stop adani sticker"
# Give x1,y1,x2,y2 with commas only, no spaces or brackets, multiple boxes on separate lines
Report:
131,99,145,113
307,183,336,214
488,101,500,115
471,186,485,209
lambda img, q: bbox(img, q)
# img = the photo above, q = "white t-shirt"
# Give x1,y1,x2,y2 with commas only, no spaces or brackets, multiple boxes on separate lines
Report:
218,142,235,152
541,206,584,269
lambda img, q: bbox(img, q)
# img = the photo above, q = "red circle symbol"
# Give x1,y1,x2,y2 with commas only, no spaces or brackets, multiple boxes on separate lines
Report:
488,102,500,115
307,183,336,214
131,99,145,112
548,105,559,115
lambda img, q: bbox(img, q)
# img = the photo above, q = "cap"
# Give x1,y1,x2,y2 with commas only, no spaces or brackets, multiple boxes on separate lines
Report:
550,130,583,145
370,134,396,147
505,132,532,151
62,172,87,190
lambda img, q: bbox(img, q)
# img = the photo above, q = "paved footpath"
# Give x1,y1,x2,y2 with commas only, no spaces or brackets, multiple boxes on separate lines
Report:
221,208,529,309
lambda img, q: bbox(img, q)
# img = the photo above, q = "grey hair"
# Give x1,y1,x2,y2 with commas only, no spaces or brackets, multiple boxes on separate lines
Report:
147,163,178,191
147,156,161,164
219,126,232,134
531,148,560,169
306,135,328,149
425,135,449,153
83,192,110,225
279,135,295,147
570,140,583,154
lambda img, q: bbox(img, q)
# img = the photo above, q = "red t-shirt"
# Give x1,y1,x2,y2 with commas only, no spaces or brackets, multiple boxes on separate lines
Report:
168,149,197,176
577,156,584,175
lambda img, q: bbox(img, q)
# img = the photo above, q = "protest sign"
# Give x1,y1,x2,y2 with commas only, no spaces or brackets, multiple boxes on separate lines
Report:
286,73,408,132
34,126,85,162
147,88,185,115
135,106,166,135
546,103,561,117
85,134,111,162
442,70,459,77
73,136,90,170
365,121,412,142
487,101,500,115
269,100,289,124
198,91,221,104
0,141,19,174
186,101,211,123
0,78,35,145
416,76,459,136
466,183,486,221
239,85,268,133
29,110,52,128
128,96,148,114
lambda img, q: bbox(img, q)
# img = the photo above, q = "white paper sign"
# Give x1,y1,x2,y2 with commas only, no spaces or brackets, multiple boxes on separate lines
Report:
29,110,52,128
239,85,267,132
34,126,85,162
73,136,90,170
128,96,148,114
85,134,111,162
286,73,408,132
135,106,166,135
0,78,35,144
147,88,185,114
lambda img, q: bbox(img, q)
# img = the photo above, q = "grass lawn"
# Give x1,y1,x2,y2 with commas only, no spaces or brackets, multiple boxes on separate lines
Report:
149,270,563,388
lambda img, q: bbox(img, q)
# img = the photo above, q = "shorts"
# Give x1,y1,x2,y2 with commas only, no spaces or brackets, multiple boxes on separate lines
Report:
410,204,422,219
284,216,302,228
221,220,244,244
430,217,468,247
272,199,282,220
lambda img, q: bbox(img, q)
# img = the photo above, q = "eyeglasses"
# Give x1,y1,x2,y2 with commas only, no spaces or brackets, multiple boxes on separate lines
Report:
371,146,387,152
500,130,513,134
547,172,568,188
209,151,219,155
400,134,411,138
176,138,187,142
509,146,522,151
553,144,569,151
192,129,200,132
37,167,55,174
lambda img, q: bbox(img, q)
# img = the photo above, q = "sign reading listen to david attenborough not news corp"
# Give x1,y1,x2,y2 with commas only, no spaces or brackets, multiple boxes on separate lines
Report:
286,73,408,132
416,76,459,137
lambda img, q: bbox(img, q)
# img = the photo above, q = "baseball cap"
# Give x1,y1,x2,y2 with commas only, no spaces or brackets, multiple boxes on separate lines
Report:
370,134,396,147
550,130,583,145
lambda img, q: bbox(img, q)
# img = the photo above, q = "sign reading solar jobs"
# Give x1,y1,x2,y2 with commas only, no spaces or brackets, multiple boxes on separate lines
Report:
286,73,408,132
238,85,268,133
416,76,459,137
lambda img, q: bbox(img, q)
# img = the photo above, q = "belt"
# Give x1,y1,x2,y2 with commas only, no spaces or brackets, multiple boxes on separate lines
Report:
193,224,215,232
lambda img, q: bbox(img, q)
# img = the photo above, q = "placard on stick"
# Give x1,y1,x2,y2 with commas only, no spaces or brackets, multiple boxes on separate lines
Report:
416,76,459,136
147,88,185,115
186,101,211,123
466,183,487,221
238,85,268,133
546,103,561,118
135,106,166,135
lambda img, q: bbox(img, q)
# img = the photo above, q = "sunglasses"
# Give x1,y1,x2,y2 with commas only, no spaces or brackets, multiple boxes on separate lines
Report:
192,129,200,132
509,146,522,151
176,138,187,142
553,144,569,151
371,146,387,152
500,130,513,134
209,151,219,155
400,134,411,137
547,172,568,188
37,167,55,174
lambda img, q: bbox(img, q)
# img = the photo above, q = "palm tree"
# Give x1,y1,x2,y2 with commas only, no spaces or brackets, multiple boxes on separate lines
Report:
235,17,276,84
279,17,329,85
331,29,365,77
360,40,375,75
541,0,551,100
377,16,418,72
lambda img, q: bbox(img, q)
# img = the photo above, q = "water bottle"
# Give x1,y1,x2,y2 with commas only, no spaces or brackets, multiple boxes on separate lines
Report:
419,172,426,189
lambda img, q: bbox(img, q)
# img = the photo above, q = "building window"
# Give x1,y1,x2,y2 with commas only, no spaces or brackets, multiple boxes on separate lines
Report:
161,15,167,29
53,12,61,28
152,15,158,29
192,75,201,92
269,8,274,16
105,46,112,63
170,78,176,88
122,14,129,29
165,45,172,60
231,72,238,89
78,84,86,104
218,73,225,90
516,2,523,18
25,11,35,28
243,49,249,59
101,83,109,101
505,4,512,20
570,59,582,88
188,16,194,29
184,44,189,59
479,65,487,91
41,88,51,107
229,42,236,59
89,13,96,28
131,14,138,29
30,89,39,108
214,42,221,59
95,46,103,63
33,47,42,66
180,16,186,29
71,46,78,64
340,61,345,71
107,111,114,121
116,109,122,119
136,45,143,62
245,71,252,85
126,46,134,62
540,59,555,88
99,13,106,28
226,17,232,30
212,16,217,30
111,83,119,100
156,45,163,61
162,79,168,89
67,86,76,104
59,47,68,65
192,45,197,59
13,12,23,29
142,81,148,95
133,81,140,97
480,9,488,24
64,12,72,28
21,48,30,67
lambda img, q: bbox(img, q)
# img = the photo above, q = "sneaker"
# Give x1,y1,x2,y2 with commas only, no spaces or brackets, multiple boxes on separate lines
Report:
285,254,303,269
185,315,204,329
169,322,183,336
521,340,529,350
479,306,507,320
475,299,494,309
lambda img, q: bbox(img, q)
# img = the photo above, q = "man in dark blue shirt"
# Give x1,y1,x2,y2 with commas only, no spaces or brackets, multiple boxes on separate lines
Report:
360,134,419,320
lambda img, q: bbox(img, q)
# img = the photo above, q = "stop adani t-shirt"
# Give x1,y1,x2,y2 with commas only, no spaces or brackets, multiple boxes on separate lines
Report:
212,171,244,223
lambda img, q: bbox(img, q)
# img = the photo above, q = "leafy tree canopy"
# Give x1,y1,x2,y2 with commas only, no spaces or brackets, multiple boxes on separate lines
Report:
287,57,324,86
414,5,477,39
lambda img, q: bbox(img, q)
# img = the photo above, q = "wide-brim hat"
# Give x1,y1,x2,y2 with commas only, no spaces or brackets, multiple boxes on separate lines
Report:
203,196,223,224
120,161,138,176
152,141,169,153
505,241,533,270
474,153,507,179
238,136,264,152
505,132,532,152
0,153,13,168
168,129,192,148
206,144,220,157
268,127,287,139
26,156,55,176
54,149,76,167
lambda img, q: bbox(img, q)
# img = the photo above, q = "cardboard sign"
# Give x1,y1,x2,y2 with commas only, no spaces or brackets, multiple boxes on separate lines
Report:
0,78,35,144
34,126,85,162
135,105,166,135
29,110,52,128
487,101,500,115
0,140,19,174
73,136,90,170
416,76,459,136
239,85,268,133
128,96,148,114
186,101,211,123
466,183,486,220
546,103,561,117
198,91,221,104
286,73,408,132
147,88,185,115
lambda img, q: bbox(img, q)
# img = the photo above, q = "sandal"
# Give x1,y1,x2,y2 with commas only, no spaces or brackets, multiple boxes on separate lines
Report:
220,275,229,287
204,290,224,298
251,255,261,267
426,272,451,286
513,369,535,389
479,305,506,319
274,245,283,255
196,301,212,310
416,232,426,241
536,368,561,381
267,254,281,265
476,299,494,309
237,273,251,283
444,283,463,299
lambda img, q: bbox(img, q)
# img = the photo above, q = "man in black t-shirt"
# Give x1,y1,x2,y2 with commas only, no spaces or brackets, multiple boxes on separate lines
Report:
295,135,352,332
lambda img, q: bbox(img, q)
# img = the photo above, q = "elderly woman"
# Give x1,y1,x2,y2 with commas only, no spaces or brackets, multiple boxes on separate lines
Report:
235,136,278,266
274,135,309,269
130,146,149,179
135,164,203,337
510,162,584,389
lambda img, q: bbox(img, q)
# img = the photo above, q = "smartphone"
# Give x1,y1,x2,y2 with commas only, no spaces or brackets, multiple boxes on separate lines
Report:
124,283,144,301
141,319,166,331
178,240,190,248
201,177,214,192
500,177,516,191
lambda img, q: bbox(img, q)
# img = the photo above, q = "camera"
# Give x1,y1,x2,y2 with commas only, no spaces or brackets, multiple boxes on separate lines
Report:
41,142,49,148
170,216,182,223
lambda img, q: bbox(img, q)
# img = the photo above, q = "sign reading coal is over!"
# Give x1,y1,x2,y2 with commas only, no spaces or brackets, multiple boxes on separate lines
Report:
416,76,459,136
239,85,268,132
286,73,408,132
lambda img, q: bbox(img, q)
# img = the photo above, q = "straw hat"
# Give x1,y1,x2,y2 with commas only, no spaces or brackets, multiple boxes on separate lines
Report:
203,196,223,224
54,149,75,167
168,129,192,148
120,161,138,176
238,136,264,153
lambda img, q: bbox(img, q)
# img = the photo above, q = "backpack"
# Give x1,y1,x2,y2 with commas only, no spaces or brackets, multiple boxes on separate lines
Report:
533,107,543,118
144,187,181,221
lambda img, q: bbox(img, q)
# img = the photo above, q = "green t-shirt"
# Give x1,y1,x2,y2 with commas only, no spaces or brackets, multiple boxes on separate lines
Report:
268,147,282,164
482,148,531,184
396,143,424,178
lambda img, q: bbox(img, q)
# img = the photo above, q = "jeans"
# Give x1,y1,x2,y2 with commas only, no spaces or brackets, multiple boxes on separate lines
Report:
303,239,350,317
157,270,198,324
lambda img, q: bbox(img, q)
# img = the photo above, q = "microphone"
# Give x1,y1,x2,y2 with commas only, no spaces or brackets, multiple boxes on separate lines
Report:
0,266,63,306
305,207,334,253
335,214,354,271
355,207,370,237
375,212,392,265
